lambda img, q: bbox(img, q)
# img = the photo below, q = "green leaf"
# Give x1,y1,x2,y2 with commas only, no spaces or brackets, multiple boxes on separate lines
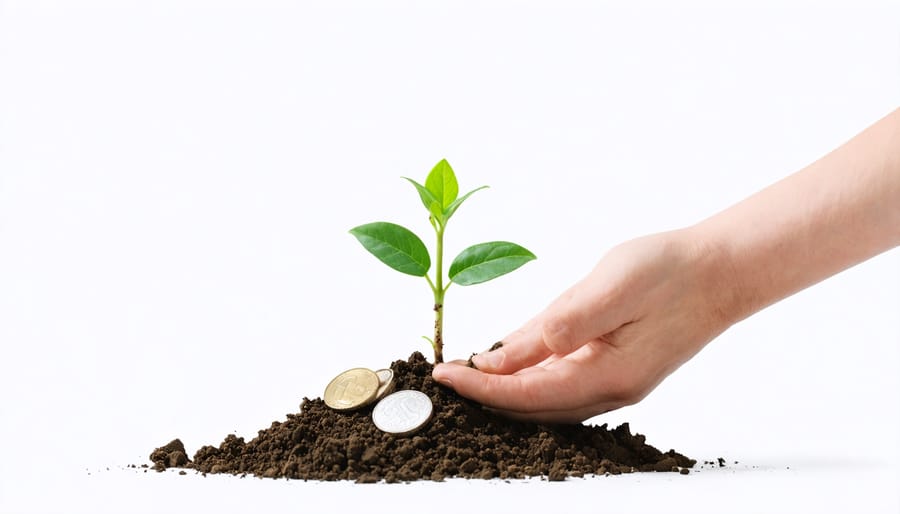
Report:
444,185,489,221
349,222,431,277
425,159,459,210
449,241,536,286
402,177,444,222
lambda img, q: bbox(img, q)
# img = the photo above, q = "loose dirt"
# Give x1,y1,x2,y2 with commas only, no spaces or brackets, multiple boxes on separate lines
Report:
150,352,694,482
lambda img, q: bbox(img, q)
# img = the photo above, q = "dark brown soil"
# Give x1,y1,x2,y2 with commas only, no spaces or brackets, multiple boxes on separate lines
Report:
150,352,695,482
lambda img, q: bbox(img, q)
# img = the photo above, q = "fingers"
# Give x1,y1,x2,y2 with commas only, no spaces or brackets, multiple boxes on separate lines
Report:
470,316,552,374
473,268,632,374
540,268,631,355
431,362,559,412
432,357,621,420
487,404,610,425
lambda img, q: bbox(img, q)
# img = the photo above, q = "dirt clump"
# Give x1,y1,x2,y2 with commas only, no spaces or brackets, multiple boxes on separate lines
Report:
151,352,694,482
149,439,189,472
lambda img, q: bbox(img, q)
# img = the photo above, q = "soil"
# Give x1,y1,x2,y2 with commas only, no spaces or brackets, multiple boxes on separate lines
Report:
150,352,695,482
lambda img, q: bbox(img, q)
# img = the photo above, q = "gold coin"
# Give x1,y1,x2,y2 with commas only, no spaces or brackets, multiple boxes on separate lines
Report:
323,368,380,411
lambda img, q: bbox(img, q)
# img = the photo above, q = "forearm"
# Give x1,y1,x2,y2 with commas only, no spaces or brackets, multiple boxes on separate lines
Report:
695,108,900,324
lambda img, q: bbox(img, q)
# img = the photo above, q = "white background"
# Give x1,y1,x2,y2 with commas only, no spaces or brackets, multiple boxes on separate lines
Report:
1,1,899,513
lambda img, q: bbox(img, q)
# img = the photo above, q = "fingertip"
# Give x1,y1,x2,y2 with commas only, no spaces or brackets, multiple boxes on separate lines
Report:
480,326,554,373
432,363,453,386
471,349,504,371
433,361,471,387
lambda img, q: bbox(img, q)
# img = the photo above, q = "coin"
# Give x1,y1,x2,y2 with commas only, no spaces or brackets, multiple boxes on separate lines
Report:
372,390,433,435
374,368,395,400
323,368,380,411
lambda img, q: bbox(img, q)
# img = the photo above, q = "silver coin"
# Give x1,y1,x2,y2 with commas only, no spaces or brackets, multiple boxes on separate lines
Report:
372,390,433,435
374,369,395,400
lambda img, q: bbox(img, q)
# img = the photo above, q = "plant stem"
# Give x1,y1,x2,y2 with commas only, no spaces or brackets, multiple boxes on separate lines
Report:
432,224,445,363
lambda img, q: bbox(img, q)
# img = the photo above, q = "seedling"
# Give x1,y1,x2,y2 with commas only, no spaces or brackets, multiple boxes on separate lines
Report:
350,159,535,363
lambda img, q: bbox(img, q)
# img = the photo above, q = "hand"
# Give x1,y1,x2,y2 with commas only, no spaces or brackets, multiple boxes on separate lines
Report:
432,229,736,423
432,109,900,424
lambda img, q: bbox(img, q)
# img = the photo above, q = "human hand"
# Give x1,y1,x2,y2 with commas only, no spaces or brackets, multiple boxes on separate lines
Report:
432,109,900,424
431,228,737,423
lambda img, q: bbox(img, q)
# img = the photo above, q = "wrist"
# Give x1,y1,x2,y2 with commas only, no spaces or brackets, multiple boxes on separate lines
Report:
680,223,757,328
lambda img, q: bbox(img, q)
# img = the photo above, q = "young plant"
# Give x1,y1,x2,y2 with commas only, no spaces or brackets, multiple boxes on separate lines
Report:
350,159,536,364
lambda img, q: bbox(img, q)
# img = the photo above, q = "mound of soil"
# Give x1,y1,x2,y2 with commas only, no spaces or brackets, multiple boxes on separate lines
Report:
150,352,694,482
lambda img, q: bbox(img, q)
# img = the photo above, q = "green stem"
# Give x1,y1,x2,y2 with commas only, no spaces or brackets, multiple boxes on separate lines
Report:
433,224,445,363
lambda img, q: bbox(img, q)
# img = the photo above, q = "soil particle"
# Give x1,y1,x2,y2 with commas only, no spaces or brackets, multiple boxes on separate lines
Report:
150,352,695,482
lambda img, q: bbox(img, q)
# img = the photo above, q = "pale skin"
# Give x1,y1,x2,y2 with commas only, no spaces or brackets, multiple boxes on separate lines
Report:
432,108,900,423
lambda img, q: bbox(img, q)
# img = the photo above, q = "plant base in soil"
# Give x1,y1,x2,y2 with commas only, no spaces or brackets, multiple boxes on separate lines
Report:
150,352,695,482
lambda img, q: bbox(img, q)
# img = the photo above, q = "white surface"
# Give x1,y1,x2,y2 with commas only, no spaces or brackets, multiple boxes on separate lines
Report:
1,1,898,513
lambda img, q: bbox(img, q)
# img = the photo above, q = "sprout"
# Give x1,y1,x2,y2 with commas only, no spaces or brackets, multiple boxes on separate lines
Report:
350,159,535,363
